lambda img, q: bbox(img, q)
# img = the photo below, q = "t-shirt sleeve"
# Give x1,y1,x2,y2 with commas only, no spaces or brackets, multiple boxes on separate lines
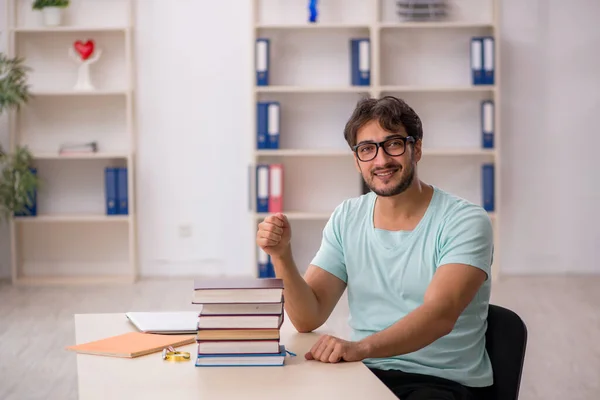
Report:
310,203,348,283
437,204,494,279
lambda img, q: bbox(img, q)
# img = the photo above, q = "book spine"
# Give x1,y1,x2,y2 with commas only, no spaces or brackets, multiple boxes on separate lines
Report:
116,167,128,215
105,167,118,215
351,38,370,86
482,163,495,212
255,38,270,86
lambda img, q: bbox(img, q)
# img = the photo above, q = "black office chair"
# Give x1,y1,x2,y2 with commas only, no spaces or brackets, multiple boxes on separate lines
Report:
485,304,528,400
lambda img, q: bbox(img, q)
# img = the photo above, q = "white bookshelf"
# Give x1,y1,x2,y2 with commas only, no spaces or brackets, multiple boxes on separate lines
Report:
250,0,501,279
5,0,137,285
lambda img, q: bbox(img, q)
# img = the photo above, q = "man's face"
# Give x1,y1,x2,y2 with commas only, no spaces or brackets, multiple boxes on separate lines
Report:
353,120,419,197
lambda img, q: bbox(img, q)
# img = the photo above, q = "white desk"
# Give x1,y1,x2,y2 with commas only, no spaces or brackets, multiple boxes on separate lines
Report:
73,313,397,399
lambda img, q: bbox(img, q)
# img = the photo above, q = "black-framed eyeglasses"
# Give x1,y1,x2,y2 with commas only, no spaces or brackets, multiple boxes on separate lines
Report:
352,136,415,162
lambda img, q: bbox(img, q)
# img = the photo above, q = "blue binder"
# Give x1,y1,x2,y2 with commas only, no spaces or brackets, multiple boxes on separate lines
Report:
267,102,280,149
258,246,269,278
482,163,494,212
14,168,37,217
257,103,268,149
481,100,494,148
105,167,118,215
470,37,484,85
116,167,128,215
256,164,269,213
267,255,275,278
255,38,270,86
482,36,495,85
351,38,370,86
257,102,280,149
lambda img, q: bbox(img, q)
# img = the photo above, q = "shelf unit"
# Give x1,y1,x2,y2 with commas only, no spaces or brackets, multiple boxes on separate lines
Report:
5,0,137,285
250,0,501,278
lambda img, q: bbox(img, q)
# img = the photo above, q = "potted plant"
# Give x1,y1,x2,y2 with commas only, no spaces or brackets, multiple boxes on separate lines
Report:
32,0,70,27
0,53,39,222
0,146,39,222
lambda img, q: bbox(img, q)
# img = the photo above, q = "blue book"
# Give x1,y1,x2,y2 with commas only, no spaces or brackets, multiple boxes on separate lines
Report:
482,163,494,212
481,100,494,148
104,167,118,215
195,345,287,367
350,38,370,86
116,167,128,215
482,36,495,85
14,168,37,217
470,37,484,85
255,38,270,86
257,102,280,149
256,164,269,213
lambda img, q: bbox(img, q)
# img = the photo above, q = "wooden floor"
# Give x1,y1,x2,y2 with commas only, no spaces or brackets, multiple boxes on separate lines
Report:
1,275,599,400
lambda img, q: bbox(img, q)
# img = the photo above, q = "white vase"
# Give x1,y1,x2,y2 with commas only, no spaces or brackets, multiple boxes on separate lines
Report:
42,7,63,27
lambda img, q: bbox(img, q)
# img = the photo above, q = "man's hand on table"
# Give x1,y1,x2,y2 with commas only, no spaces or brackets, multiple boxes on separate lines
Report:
305,334,369,363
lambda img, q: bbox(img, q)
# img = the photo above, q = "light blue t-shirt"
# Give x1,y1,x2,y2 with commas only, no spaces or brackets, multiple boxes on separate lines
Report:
311,185,494,387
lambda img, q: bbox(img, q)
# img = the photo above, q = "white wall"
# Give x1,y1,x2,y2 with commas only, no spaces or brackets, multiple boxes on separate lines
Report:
0,0,599,279
134,0,254,277
499,0,600,274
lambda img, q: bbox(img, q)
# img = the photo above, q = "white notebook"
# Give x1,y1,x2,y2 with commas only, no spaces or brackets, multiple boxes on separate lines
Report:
126,311,198,334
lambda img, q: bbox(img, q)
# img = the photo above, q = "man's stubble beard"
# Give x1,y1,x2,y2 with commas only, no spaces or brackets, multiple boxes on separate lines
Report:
363,159,415,197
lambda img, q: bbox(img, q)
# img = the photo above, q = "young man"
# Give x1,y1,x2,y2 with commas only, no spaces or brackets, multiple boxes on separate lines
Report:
256,96,494,400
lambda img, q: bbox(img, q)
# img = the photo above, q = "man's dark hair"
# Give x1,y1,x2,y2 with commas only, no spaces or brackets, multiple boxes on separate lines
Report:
343,96,423,148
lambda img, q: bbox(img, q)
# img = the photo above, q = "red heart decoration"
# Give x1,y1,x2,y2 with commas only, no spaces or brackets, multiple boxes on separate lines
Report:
74,40,94,60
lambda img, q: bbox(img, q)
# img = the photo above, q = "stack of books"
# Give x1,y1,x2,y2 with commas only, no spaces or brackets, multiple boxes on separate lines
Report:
192,277,287,367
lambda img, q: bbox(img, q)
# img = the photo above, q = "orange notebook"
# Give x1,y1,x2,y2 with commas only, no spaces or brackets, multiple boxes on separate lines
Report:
66,332,196,358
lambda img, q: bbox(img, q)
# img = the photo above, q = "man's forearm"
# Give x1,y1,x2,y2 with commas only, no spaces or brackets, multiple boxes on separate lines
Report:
271,247,322,332
357,303,454,359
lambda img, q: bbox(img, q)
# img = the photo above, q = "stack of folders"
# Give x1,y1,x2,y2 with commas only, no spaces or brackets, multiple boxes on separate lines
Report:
192,277,287,367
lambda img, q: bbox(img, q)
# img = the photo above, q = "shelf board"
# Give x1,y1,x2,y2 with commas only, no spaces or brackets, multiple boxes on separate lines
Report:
256,23,370,30
255,148,495,157
11,26,129,33
256,149,351,157
33,152,130,160
379,22,494,29
379,85,495,93
255,212,332,220
34,152,130,160
14,275,135,286
255,86,494,94
14,214,131,223
422,148,496,156
30,89,130,96
255,86,371,94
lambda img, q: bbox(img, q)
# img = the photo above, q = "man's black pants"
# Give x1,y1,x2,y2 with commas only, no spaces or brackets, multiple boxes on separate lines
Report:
369,368,493,400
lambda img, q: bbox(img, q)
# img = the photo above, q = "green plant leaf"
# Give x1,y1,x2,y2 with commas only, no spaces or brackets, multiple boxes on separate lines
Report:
0,54,40,223
0,145,40,223
32,0,70,10
0,53,32,116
